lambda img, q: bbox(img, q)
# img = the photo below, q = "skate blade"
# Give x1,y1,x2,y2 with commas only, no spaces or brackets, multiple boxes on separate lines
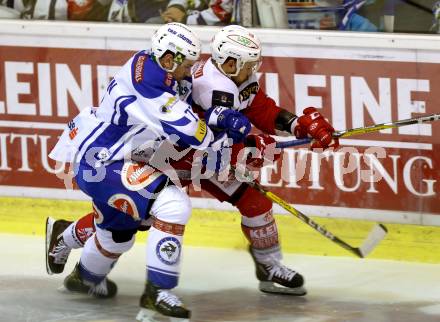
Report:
259,281,307,296
45,217,55,275
56,285,85,296
136,308,190,322
57,285,70,293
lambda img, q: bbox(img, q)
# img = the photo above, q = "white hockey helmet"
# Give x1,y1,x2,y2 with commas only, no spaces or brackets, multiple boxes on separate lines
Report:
151,22,201,72
211,25,262,77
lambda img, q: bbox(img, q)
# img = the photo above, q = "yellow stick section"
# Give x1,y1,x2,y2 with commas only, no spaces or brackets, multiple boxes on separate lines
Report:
1,197,440,263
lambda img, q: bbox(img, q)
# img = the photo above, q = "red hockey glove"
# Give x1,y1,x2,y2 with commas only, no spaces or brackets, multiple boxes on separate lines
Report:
244,134,281,169
294,107,339,150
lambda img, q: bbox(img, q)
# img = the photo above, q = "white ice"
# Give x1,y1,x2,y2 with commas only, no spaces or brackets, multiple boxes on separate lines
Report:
1,233,440,322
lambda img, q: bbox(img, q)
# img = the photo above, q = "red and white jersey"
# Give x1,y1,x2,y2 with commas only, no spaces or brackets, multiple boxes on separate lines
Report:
191,58,283,135
192,58,258,112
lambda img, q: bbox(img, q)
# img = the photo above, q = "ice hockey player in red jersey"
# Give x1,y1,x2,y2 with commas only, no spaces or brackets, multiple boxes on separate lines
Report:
46,25,339,299
188,25,339,295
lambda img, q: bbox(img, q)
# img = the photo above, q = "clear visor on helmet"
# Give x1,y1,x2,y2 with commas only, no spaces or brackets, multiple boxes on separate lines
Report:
246,57,263,74
179,59,197,74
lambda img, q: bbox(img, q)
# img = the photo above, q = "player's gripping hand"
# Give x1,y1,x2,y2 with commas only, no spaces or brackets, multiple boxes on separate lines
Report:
294,107,339,149
244,134,280,169
205,107,251,144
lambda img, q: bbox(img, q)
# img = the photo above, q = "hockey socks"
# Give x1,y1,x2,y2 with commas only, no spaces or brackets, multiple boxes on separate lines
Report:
146,217,185,289
62,212,96,249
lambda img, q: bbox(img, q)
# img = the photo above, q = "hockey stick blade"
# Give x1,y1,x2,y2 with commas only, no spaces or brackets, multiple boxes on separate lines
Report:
357,224,388,258
236,166,388,258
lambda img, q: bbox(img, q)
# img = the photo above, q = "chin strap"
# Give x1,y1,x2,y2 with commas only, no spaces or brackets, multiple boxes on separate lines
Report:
158,61,178,73
153,54,178,73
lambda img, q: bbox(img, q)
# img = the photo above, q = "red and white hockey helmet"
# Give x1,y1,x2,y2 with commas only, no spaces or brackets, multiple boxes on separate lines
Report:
211,25,262,77
152,22,201,72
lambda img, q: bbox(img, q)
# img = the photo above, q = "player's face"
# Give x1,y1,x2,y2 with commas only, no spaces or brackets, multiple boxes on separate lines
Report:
173,59,196,81
233,59,262,85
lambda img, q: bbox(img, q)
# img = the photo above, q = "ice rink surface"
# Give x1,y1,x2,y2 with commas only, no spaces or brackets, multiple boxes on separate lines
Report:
1,233,440,322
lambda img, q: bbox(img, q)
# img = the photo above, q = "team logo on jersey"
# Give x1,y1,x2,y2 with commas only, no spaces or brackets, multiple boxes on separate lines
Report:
239,82,259,102
193,60,206,79
156,236,181,265
96,148,110,162
121,161,161,191
212,90,234,108
68,120,78,140
227,34,259,49
107,194,140,220
161,97,178,113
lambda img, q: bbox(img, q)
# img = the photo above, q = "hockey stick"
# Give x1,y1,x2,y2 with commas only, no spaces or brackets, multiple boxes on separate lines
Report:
276,113,440,149
235,167,388,258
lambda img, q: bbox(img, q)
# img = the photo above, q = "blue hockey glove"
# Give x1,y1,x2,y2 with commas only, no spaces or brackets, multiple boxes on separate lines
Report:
205,106,251,144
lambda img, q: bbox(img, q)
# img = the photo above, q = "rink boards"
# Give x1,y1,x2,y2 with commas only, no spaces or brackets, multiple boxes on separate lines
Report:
2,196,440,263
0,20,439,226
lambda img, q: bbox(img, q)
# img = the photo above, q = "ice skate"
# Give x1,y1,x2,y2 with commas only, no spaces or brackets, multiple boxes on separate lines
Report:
136,282,190,322
45,217,73,275
249,246,307,296
63,263,117,299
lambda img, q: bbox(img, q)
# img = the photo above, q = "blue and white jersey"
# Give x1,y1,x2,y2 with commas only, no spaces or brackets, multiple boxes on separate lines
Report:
50,51,214,166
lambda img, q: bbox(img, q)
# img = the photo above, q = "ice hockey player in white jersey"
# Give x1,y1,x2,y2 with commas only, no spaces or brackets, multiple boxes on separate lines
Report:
189,25,340,296
47,22,251,321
